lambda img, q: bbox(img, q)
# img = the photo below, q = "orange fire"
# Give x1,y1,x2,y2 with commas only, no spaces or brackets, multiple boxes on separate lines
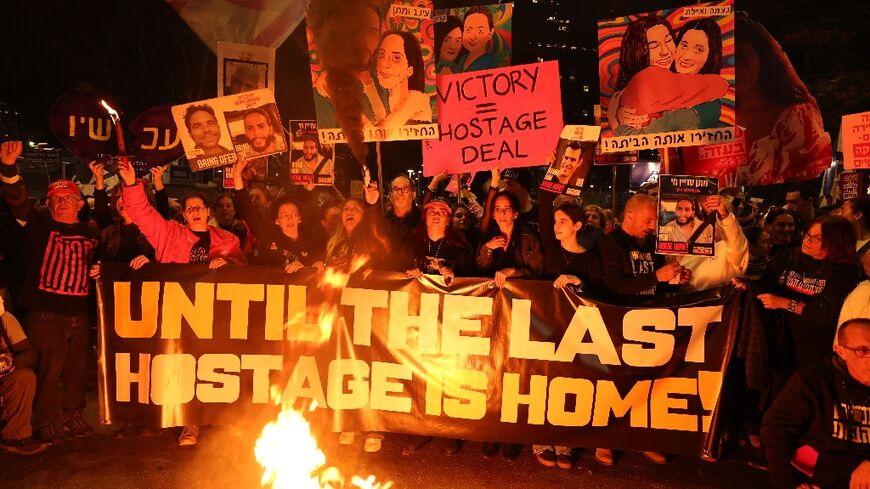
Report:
255,259,390,488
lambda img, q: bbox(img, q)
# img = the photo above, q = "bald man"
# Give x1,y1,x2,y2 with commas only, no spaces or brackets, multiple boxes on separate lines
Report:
598,194,690,300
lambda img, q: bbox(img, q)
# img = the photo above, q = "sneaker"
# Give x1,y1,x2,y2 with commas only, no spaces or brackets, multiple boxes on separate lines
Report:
533,445,557,467
555,446,572,469
642,451,668,465
64,413,94,437
338,432,356,445
594,448,614,466
363,436,382,453
178,425,199,446
36,422,67,444
0,437,49,455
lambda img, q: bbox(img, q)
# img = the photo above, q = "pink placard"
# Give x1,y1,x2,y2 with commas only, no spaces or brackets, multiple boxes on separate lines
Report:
422,60,562,176
842,111,870,170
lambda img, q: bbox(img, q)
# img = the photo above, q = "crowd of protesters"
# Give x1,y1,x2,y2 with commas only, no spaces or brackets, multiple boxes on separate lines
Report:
0,139,868,489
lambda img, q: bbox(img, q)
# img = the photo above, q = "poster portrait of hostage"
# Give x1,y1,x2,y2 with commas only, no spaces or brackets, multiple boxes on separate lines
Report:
171,102,237,171
540,125,599,197
656,175,718,256
289,120,334,186
225,103,287,160
597,1,735,149
223,61,266,95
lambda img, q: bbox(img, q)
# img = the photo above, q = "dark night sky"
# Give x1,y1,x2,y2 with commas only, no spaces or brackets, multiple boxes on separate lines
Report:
1,0,866,151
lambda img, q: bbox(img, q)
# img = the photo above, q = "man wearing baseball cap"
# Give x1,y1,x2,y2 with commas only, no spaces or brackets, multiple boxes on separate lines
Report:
0,141,100,444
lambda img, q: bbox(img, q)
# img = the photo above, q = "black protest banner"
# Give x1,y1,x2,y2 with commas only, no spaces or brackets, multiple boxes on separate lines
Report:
97,264,739,457
422,61,563,176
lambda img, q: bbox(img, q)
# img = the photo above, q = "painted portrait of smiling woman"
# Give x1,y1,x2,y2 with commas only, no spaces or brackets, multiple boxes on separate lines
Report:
373,30,433,129
606,14,730,136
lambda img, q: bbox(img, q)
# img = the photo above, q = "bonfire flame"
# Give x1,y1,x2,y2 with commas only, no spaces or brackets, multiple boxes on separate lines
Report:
255,257,389,488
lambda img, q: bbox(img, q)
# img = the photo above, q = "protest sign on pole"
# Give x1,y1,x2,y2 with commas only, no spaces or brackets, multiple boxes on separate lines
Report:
432,3,512,76
171,88,286,171
128,104,184,174
598,1,736,153
308,1,438,144
217,42,276,97
540,125,600,197
657,175,718,256
842,111,870,170
97,264,739,458
422,60,563,176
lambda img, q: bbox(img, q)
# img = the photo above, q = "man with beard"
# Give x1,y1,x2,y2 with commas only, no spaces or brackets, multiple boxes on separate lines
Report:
184,104,230,156
291,137,333,186
243,108,280,156
662,197,713,244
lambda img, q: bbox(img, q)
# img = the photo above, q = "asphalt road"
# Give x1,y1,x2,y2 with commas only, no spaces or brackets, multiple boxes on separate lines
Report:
0,393,774,489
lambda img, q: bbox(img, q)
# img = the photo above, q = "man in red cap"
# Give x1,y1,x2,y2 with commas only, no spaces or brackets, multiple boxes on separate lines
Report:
0,141,99,444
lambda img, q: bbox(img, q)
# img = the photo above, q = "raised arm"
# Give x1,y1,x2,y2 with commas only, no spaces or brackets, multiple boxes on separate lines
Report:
0,141,35,223
619,66,729,116
118,157,178,256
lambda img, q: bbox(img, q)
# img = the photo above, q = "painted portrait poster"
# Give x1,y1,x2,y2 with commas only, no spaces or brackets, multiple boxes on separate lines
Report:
432,3,512,76
307,0,438,143
598,1,735,153
657,175,718,257
540,125,600,197
289,120,335,186
734,13,832,184
217,42,276,97
223,89,287,160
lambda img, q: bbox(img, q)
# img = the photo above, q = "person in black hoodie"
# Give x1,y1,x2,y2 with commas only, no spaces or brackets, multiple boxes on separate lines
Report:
762,317,870,489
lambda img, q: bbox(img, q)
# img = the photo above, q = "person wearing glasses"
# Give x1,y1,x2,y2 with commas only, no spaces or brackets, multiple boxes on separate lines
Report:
755,215,862,395
761,317,870,489
0,141,100,445
381,175,421,271
116,157,245,447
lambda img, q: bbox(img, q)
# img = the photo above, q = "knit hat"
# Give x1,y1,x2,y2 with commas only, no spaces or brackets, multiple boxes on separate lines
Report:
501,168,532,193
47,179,81,198
423,197,452,215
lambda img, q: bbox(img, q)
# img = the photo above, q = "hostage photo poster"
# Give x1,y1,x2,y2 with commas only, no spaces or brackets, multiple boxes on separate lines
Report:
656,175,719,257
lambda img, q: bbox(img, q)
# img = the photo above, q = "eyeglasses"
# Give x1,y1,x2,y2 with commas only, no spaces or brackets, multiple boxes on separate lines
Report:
184,205,207,213
50,195,81,205
801,232,822,244
840,344,870,358
391,186,412,195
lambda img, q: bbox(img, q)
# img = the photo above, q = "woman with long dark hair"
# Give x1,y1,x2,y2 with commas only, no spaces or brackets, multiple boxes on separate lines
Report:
407,198,473,280
435,15,465,75
373,30,432,128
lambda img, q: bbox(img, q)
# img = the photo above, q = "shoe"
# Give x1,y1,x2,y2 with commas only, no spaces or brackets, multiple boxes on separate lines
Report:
594,448,614,466
533,445,557,467
443,438,463,456
481,442,501,458
502,443,523,461
642,451,668,465
363,436,382,453
0,437,49,455
338,432,355,445
36,422,67,444
401,436,432,455
178,425,199,446
555,446,572,469
64,413,94,437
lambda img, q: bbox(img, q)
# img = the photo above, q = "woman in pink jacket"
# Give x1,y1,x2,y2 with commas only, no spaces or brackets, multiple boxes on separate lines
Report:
117,158,245,447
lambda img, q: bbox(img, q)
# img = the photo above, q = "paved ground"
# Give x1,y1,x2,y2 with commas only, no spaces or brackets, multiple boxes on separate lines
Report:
0,392,774,489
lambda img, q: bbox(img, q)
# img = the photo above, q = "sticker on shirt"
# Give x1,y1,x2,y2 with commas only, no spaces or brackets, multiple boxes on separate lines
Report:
833,403,870,444
628,250,657,295
780,270,826,296
38,232,98,296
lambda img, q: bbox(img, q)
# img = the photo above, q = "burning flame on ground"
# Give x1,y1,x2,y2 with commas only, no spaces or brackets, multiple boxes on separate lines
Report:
255,258,391,488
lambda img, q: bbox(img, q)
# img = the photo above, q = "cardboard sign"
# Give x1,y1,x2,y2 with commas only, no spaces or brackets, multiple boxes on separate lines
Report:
842,111,870,170
307,0,438,143
540,125,599,196
171,88,286,171
432,3,513,76
217,42,276,97
598,1,735,153
838,171,865,201
289,120,335,186
657,175,718,256
422,60,563,176
682,126,747,179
